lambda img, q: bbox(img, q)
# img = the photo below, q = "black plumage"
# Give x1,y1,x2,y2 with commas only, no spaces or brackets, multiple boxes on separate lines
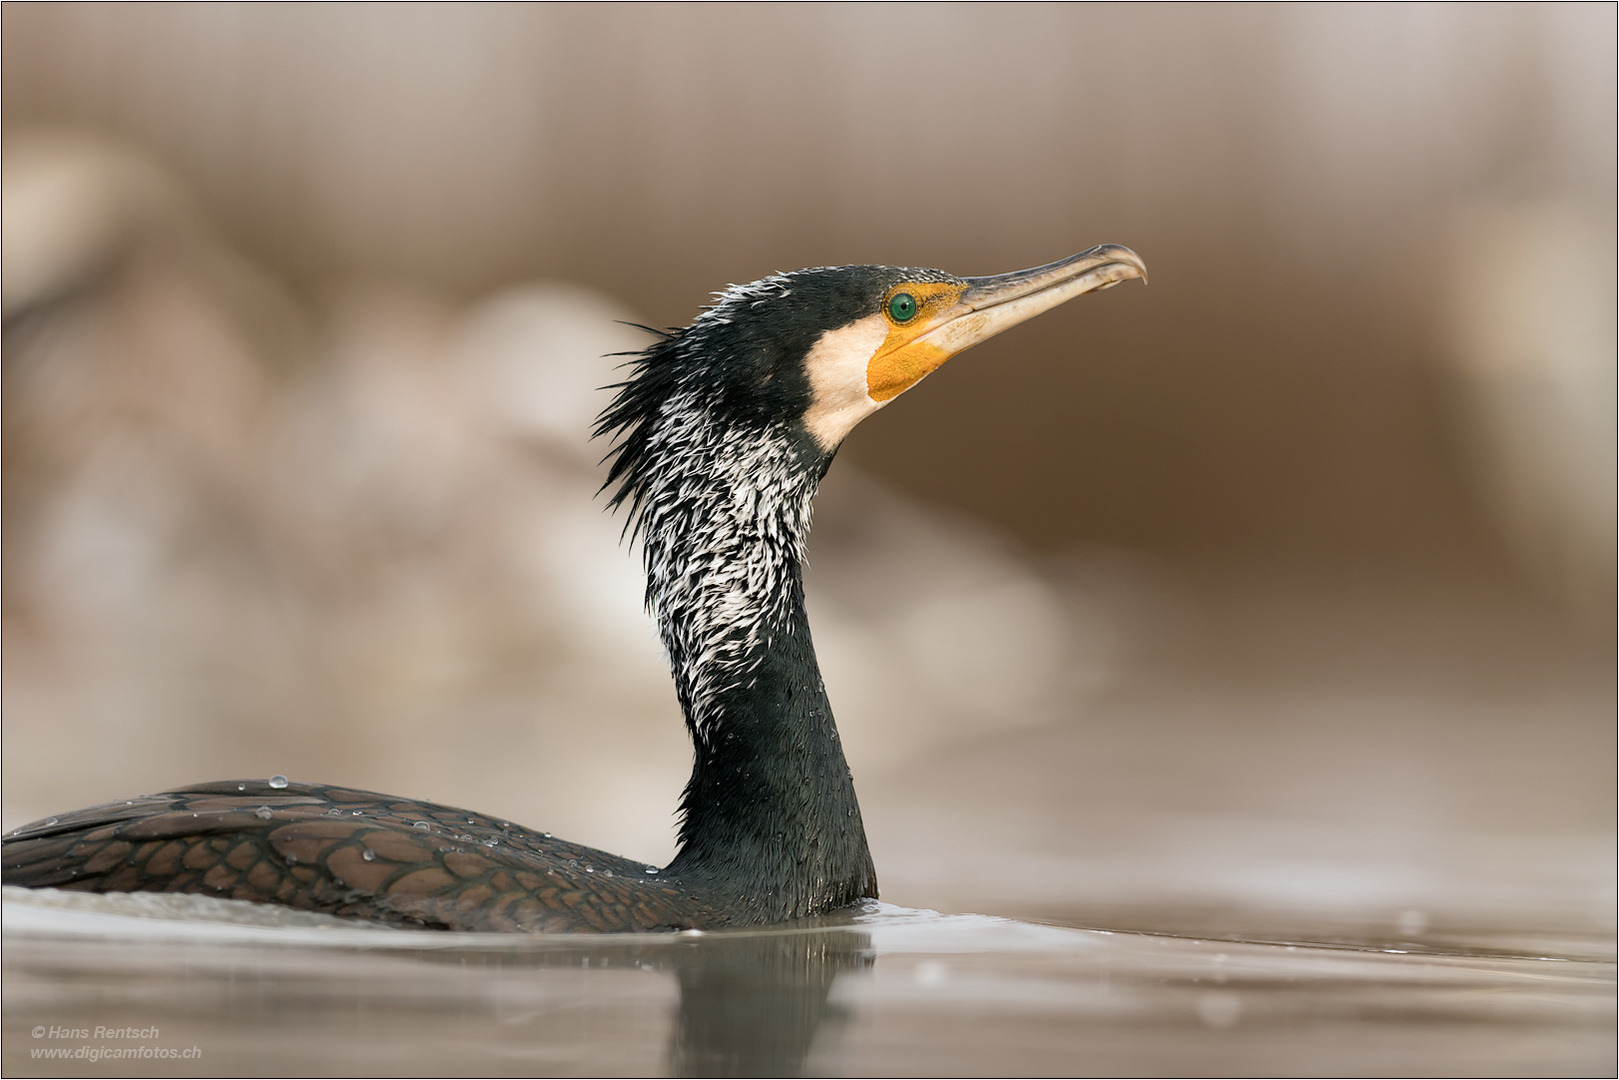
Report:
4,248,1145,931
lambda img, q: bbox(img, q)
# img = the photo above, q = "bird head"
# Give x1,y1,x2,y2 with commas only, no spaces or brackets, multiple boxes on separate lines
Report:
791,244,1147,449
598,245,1146,531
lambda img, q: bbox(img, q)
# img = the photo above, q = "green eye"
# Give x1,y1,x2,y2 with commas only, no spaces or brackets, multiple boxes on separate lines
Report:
887,292,918,323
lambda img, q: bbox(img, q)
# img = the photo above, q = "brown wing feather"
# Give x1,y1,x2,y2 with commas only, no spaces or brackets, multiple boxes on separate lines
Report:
2,780,724,932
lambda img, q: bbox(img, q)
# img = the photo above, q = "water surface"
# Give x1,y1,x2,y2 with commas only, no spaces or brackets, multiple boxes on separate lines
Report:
4,886,1611,1077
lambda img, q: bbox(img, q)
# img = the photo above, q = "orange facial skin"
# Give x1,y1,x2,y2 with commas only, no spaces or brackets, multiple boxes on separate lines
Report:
866,282,967,402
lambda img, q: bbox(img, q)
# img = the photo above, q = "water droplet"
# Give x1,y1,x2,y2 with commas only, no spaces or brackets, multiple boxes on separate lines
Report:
414,821,431,830
286,854,299,865
584,864,595,873
237,784,246,792
350,810,363,816
255,806,273,820
677,928,705,937
362,849,377,862
602,870,613,879
268,775,289,789
326,808,341,816
542,832,553,839
43,817,58,827
483,839,498,848
332,877,344,887
645,867,659,875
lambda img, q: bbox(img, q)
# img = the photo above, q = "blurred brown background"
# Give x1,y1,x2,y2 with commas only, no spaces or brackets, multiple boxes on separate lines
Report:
3,4,1613,945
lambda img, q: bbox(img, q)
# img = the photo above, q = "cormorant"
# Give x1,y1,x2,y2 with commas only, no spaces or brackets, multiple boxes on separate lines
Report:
2,246,1146,932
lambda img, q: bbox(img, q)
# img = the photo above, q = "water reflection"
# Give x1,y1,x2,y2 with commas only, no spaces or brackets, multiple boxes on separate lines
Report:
666,927,870,1077
404,924,871,1077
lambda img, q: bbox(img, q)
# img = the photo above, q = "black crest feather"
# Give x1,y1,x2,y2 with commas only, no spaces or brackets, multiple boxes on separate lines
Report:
593,325,687,542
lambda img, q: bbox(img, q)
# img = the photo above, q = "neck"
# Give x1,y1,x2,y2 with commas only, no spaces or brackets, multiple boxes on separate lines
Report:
639,412,876,921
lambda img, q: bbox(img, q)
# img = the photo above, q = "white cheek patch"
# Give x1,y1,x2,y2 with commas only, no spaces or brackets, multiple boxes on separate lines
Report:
801,314,890,452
